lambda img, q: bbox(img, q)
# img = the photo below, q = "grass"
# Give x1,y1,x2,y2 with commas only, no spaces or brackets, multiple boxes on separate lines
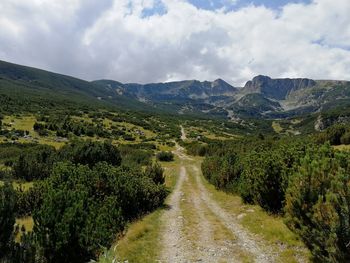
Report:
185,126,237,141
15,216,34,243
12,181,34,191
334,144,350,151
1,114,69,149
115,209,163,262
0,181,33,191
1,113,159,148
35,137,67,149
3,115,36,136
101,117,156,143
272,121,284,133
157,142,174,152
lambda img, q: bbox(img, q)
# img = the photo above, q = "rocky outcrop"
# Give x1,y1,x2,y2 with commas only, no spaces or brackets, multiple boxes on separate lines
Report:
242,75,316,100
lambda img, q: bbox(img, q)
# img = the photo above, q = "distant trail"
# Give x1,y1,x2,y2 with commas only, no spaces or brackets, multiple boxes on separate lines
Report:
180,125,187,141
159,132,277,263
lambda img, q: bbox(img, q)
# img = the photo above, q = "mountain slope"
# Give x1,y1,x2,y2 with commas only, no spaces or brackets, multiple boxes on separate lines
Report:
93,78,237,102
234,75,350,118
241,75,316,100
0,60,156,113
1,59,350,123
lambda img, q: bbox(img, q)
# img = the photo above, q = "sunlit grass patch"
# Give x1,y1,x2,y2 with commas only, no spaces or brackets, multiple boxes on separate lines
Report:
334,144,350,151
272,121,284,133
3,115,36,135
15,216,34,243
114,209,163,262
0,181,33,191
13,181,34,191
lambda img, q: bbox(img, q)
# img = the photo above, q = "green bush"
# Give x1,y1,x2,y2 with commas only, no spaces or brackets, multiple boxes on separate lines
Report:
119,145,152,167
285,144,350,262
0,143,43,167
156,151,174,162
239,151,289,212
58,141,122,167
13,145,57,181
340,131,350,145
144,163,165,185
202,152,241,191
0,183,16,259
33,162,167,262
315,124,348,145
16,185,44,217
182,141,208,156
201,138,307,213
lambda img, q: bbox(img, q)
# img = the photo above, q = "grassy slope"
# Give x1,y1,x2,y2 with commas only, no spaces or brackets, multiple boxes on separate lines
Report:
0,60,161,115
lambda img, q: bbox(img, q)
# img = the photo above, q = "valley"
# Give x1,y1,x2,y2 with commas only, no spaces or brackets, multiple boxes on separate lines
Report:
1,1,350,262
1,60,350,263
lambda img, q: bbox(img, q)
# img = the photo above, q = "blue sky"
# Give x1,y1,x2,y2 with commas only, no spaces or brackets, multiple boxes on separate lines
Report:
188,0,311,10
141,0,312,17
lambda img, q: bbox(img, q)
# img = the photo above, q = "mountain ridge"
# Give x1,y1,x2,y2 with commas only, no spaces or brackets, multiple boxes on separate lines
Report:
1,59,350,120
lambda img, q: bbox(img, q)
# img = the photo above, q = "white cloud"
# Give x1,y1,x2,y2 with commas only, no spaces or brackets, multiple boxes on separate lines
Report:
0,0,349,86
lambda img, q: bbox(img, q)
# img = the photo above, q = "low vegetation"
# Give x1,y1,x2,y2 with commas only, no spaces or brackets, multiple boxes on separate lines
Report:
0,140,168,263
2,61,350,262
156,151,174,162
201,134,350,261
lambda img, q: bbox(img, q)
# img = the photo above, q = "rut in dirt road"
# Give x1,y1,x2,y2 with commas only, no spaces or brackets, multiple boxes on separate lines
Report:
159,143,276,263
191,165,275,262
160,166,193,262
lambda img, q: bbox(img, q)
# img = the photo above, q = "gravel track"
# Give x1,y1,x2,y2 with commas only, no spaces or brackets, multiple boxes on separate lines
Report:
160,127,276,262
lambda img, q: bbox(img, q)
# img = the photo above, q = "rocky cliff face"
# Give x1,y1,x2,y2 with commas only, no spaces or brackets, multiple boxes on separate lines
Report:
242,75,316,100
118,79,238,101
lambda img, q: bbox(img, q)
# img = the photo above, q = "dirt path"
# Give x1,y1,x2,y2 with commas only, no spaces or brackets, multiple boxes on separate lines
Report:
159,141,276,262
160,166,193,262
180,125,187,141
192,165,274,262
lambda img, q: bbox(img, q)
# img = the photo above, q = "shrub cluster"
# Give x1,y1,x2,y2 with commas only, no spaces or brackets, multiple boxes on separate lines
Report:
315,124,350,145
202,139,307,213
202,137,350,260
0,140,168,263
285,145,350,262
156,151,174,162
33,162,167,262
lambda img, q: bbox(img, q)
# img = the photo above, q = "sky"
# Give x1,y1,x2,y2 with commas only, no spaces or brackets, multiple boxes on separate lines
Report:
0,0,349,86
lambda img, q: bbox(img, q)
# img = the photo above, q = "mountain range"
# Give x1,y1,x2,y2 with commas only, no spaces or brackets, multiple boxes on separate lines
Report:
1,59,350,122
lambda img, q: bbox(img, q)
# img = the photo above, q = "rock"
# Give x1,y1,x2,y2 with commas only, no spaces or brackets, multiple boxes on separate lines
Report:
237,213,246,219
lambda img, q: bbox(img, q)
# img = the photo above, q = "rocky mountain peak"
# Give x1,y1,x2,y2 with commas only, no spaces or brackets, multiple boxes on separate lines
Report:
243,75,316,100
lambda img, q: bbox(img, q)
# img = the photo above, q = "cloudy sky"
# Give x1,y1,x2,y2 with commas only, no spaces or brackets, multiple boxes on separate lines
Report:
1,0,349,86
